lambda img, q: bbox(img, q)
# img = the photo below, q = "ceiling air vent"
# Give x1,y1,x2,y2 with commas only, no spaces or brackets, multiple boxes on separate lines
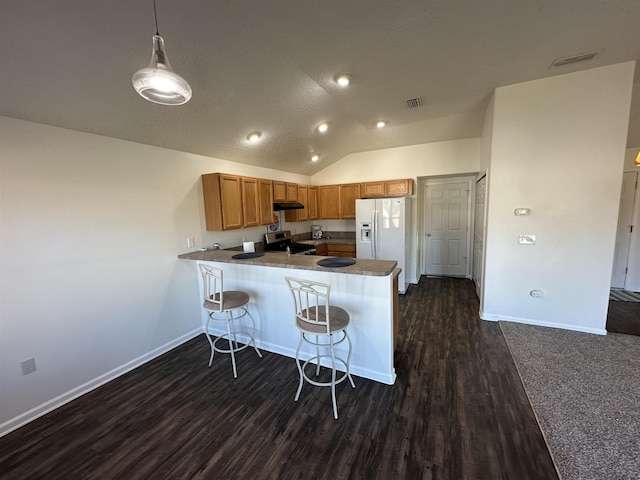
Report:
550,52,598,68
405,96,423,108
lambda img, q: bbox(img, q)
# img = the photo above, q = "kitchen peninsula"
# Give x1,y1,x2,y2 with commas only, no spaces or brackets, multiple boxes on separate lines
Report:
178,249,400,384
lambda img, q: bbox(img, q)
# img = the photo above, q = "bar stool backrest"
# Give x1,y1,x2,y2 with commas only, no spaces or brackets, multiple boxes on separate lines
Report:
199,264,224,312
285,277,332,335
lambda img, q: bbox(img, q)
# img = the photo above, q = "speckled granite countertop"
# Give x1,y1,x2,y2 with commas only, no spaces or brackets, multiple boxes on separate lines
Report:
177,250,396,276
295,238,355,246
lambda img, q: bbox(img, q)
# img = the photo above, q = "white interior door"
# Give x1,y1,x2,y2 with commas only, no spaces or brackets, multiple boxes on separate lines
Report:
423,179,471,277
611,171,638,288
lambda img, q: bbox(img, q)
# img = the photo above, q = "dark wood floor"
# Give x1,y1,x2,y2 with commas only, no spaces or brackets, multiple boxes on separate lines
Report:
0,277,558,480
607,299,640,336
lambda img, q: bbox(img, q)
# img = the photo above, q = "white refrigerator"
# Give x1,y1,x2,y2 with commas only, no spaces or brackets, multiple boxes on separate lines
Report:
356,197,411,293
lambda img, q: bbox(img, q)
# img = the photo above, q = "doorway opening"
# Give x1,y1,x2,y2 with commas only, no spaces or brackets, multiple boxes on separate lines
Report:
418,175,476,279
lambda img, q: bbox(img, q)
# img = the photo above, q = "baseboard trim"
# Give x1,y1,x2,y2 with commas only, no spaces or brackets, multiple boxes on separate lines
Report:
0,328,203,438
481,313,607,336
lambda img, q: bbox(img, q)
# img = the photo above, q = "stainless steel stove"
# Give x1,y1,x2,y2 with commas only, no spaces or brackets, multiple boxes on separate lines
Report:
263,230,316,255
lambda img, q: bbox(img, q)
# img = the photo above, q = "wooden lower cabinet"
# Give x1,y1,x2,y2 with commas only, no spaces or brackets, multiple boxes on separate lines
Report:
326,244,356,258
315,244,328,256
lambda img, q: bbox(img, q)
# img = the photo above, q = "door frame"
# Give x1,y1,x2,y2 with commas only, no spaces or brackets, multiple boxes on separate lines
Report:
418,174,476,279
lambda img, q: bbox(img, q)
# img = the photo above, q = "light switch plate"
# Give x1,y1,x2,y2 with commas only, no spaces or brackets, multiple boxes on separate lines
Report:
514,208,532,216
518,234,536,245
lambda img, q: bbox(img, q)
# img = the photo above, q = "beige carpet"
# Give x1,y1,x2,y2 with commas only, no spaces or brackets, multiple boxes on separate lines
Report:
500,322,640,480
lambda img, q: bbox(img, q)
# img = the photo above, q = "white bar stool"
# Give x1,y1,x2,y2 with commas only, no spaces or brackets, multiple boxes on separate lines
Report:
285,276,356,419
199,264,262,378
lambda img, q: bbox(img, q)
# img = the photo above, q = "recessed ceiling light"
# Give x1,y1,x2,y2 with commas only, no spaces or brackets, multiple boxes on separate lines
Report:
335,74,351,87
376,121,387,128
317,122,329,133
311,154,320,162
246,131,262,144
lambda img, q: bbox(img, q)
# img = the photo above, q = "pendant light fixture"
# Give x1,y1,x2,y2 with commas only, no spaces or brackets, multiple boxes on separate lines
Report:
132,0,192,105
636,151,640,167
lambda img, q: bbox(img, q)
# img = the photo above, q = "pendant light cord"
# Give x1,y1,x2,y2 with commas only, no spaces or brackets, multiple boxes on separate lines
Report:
153,0,159,35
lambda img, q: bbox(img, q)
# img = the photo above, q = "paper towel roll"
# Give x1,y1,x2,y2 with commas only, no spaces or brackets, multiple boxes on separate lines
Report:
243,241,255,253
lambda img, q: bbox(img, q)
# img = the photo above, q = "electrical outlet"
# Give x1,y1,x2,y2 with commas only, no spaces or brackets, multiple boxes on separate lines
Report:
187,236,195,248
21,357,37,375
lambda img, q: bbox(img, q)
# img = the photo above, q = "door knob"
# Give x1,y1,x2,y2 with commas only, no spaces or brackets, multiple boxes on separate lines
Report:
426,233,432,237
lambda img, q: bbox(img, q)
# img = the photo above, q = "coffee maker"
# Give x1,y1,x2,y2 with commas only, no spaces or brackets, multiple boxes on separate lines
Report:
311,225,323,239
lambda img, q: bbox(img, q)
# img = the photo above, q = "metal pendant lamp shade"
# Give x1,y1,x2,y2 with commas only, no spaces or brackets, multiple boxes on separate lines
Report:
132,34,192,105
132,1,192,106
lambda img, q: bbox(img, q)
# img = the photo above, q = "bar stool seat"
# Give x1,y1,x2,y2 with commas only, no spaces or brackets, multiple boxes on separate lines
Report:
199,264,262,378
285,276,356,419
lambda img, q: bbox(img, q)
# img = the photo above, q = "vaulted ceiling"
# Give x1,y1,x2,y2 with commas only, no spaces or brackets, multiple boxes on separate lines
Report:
1,0,639,175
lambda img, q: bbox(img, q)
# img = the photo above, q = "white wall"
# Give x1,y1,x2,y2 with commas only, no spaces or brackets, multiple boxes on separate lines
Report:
481,62,635,334
0,116,310,435
312,138,482,285
312,138,481,186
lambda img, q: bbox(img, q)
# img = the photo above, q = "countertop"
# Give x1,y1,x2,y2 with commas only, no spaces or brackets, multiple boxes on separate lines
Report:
295,238,355,246
178,249,396,276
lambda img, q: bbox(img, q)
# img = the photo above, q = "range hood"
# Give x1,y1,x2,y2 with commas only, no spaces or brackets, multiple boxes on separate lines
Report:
273,201,304,210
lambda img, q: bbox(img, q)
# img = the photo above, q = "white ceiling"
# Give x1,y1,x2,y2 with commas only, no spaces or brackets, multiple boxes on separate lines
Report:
1,0,639,175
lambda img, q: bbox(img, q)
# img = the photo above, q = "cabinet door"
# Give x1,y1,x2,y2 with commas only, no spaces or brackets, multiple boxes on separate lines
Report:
220,174,244,230
241,177,259,227
285,184,308,222
319,185,340,219
307,186,319,220
339,183,361,219
297,185,308,221
327,244,356,258
386,178,413,196
258,178,274,225
362,181,385,198
286,183,298,201
273,181,286,202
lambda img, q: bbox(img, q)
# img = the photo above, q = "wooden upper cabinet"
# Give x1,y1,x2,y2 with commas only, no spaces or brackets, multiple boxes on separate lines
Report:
362,181,386,198
258,178,274,225
241,177,259,227
202,173,243,231
273,181,286,202
362,179,413,198
204,173,412,230
307,186,319,220
319,185,340,219
285,184,308,222
339,183,361,219
286,183,298,201
386,178,413,196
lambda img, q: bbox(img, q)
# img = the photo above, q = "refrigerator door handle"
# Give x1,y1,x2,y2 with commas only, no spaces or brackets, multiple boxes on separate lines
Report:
370,211,375,258
373,210,378,259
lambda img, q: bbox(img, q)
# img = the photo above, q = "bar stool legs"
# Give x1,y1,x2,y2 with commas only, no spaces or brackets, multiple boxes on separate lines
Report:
286,276,356,420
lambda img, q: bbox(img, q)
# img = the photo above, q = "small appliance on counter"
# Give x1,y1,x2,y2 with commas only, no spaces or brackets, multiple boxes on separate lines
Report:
311,225,323,239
